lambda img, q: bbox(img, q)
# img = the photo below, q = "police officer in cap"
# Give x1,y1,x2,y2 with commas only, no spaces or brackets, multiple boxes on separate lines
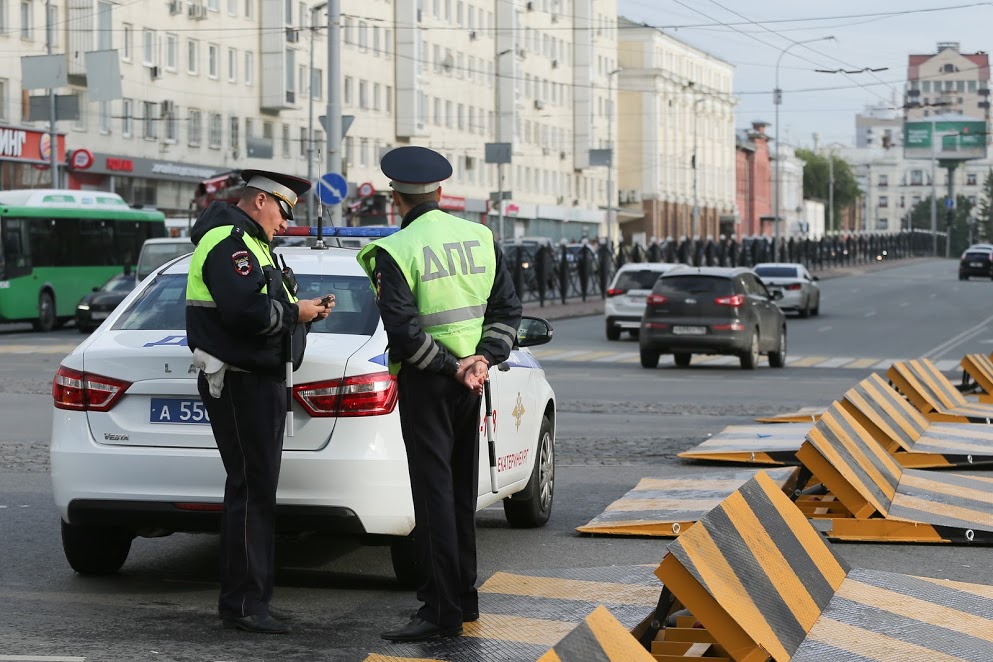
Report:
186,169,333,634
358,147,522,642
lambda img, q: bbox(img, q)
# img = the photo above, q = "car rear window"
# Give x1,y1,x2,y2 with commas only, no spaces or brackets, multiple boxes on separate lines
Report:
614,269,664,290
137,242,193,279
964,252,992,261
113,273,379,336
754,266,798,278
655,275,734,296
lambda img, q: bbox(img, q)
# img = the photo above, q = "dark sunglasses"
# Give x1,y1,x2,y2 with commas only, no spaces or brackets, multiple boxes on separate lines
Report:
267,193,292,220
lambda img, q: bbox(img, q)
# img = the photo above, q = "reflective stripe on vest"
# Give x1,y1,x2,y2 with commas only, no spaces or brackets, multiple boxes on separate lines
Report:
358,209,496,360
186,225,298,304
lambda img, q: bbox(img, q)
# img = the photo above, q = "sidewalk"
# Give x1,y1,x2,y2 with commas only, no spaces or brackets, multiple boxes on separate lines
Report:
522,257,944,321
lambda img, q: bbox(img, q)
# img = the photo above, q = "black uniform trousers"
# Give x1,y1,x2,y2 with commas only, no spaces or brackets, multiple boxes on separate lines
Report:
198,370,286,619
397,366,481,629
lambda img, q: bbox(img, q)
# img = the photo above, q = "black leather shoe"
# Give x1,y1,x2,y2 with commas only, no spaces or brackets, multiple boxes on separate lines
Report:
268,606,293,621
222,614,291,634
463,611,479,623
381,617,462,642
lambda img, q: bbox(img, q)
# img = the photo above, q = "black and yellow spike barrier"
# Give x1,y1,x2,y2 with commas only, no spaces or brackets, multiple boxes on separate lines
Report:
677,424,811,465
796,402,993,543
576,467,798,537
536,606,655,662
888,358,993,423
960,353,993,403
653,470,993,661
753,406,823,424
840,373,993,468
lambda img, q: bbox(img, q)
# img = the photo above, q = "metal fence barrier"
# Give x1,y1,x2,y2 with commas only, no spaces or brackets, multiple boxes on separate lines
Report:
503,230,946,306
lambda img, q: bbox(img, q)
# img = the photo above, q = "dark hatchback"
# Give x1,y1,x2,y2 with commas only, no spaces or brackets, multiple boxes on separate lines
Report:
75,273,136,333
959,245,993,280
639,267,787,370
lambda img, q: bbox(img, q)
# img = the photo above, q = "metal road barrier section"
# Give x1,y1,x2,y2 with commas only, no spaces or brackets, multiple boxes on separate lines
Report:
368,566,660,661
652,471,993,662
535,605,655,662
678,423,811,465
841,373,993,468
796,404,993,543
576,468,798,537
887,359,993,423
753,407,824,423
960,353,993,403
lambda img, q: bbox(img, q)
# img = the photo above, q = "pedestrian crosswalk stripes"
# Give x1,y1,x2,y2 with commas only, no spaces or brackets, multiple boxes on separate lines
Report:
531,348,963,372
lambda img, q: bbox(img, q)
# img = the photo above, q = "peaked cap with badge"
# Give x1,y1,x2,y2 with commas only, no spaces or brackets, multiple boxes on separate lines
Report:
381,146,453,195
241,169,312,221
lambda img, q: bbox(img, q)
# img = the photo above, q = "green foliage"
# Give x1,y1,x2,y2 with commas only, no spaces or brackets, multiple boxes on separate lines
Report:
906,194,975,255
796,149,861,231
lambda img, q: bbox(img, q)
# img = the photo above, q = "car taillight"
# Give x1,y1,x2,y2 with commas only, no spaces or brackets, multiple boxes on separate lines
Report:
712,322,746,331
606,288,626,297
714,294,745,307
785,283,802,291
53,365,131,412
646,294,668,305
293,372,398,417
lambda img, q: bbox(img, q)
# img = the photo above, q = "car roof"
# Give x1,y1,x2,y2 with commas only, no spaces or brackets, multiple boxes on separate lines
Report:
663,266,752,278
966,244,993,252
143,237,193,245
753,262,800,269
161,246,367,277
617,262,677,272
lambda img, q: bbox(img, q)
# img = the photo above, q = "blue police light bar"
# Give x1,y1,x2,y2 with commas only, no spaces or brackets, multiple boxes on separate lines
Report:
280,226,400,237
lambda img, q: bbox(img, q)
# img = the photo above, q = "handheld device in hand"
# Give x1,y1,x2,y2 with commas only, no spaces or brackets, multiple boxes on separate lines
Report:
320,294,335,306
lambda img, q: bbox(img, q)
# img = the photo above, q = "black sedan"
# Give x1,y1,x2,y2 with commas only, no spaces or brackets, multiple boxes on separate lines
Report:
75,273,136,333
959,244,993,280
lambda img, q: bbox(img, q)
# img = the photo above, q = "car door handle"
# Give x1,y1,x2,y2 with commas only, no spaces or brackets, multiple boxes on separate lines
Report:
498,362,510,372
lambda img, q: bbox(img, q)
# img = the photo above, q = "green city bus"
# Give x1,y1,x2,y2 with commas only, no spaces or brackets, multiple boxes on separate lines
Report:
0,189,165,331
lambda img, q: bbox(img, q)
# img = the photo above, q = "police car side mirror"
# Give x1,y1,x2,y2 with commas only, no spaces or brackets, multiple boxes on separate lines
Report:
516,316,553,349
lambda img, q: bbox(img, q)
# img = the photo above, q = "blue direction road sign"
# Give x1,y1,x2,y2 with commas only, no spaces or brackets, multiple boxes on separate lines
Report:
945,196,955,209
318,172,348,205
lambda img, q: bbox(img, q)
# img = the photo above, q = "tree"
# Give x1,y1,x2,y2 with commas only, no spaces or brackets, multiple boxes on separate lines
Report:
796,148,861,231
906,194,975,256
976,168,993,243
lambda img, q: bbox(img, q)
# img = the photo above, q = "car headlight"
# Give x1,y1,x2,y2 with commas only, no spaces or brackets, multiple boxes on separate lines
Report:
77,304,90,311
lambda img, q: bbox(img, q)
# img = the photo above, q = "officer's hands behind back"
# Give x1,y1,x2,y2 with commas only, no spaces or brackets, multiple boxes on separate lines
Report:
456,355,489,395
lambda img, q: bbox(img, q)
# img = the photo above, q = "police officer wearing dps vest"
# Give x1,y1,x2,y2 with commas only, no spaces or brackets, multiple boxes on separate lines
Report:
358,147,522,642
186,170,332,634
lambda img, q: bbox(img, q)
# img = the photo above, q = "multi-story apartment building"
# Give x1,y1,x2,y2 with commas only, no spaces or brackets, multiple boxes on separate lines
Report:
0,0,617,242
615,18,736,242
905,42,990,133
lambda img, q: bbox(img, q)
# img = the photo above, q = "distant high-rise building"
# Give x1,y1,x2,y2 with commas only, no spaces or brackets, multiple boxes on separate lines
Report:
904,42,990,132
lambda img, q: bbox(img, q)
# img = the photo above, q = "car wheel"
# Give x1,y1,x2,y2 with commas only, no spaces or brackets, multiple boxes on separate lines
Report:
605,322,621,341
799,298,810,318
673,352,692,368
504,415,554,528
389,532,420,588
768,328,787,368
740,332,759,370
61,520,133,575
33,291,56,332
640,347,660,368
960,274,968,281
811,296,820,316
628,329,640,340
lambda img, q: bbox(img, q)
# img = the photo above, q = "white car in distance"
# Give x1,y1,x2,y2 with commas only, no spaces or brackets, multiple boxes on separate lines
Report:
753,262,821,318
604,262,680,340
50,243,557,586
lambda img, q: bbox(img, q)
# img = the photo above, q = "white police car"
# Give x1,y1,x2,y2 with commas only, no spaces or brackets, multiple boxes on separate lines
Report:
50,240,556,585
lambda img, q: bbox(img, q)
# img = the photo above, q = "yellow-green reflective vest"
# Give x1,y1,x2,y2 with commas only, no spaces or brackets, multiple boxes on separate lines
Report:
358,209,496,372
186,226,298,304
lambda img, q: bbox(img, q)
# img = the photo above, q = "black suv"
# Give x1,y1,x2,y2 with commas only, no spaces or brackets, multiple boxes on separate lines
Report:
959,244,993,280
639,267,787,370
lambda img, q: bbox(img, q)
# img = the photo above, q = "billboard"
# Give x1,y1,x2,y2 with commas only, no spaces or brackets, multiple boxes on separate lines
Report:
904,114,988,161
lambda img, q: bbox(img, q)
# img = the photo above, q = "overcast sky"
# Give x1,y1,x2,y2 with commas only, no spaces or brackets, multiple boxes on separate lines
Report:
616,0,993,148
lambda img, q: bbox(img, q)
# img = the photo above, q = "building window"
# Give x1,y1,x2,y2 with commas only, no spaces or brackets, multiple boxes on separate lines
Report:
208,43,219,78
0,79,6,121
311,68,322,99
967,173,978,186
187,39,199,74
343,16,352,45
910,170,923,186
99,100,111,133
358,21,367,51
373,83,380,110
227,47,237,82
207,0,218,10
386,85,392,113
142,29,156,66
188,108,201,146
0,0,7,34
122,24,132,61
19,0,30,40
227,0,237,15
208,112,222,148
96,1,112,50
285,48,295,103
969,195,978,205
165,33,178,71
282,123,290,157
244,0,253,19
299,127,306,157
230,116,239,153
912,195,921,206
373,25,380,55
878,195,888,208
284,0,291,23
244,51,254,85
878,174,888,187
359,138,368,166
143,101,158,139
343,76,352,105
165,105,178,142
358,79,367,109
122,98,133,137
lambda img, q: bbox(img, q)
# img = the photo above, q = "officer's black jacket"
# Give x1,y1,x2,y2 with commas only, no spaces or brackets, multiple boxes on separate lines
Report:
373,201,523,376
186,201,305,377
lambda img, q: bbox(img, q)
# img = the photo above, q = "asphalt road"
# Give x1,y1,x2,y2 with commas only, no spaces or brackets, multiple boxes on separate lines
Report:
3,258,993,661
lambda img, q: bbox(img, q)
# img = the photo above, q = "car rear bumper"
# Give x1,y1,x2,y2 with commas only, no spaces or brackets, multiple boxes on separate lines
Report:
640,326,752,355
51,414,415,537
960,264,993,277
605,314,643,329
772,291,804,310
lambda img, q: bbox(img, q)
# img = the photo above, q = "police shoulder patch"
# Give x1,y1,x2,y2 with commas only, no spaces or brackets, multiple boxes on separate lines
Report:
232,250,252,276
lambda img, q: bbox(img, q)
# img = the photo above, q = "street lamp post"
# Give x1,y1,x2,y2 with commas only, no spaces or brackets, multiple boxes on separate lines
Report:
774,36,835,261
495,48,513,243
306,3,327,227
607,68,621,249
324,0,343,234
691,93,705,239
